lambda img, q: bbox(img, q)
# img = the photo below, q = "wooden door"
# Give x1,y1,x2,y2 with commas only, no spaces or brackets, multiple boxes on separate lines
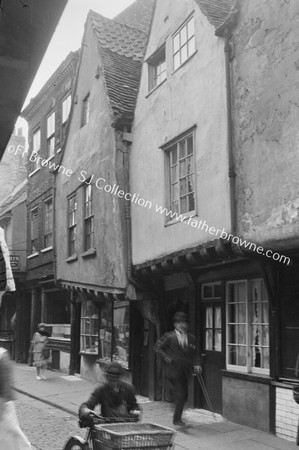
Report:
199,283,224,414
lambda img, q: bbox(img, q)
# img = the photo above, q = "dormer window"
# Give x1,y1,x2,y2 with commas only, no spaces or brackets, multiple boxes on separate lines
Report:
173,15,195,71
148,46,166,92
82,93,90,127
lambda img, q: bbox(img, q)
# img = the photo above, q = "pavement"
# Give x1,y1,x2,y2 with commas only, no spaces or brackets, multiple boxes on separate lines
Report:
12,363,298,450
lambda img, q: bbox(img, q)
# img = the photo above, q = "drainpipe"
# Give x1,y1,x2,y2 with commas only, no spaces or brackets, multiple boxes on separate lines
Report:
224,29,237,236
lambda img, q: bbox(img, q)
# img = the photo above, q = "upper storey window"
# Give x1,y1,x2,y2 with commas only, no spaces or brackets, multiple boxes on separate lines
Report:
47,111,55,158
32,128,41,171
173,15,195,71
62,94,72,125
148,46,166,91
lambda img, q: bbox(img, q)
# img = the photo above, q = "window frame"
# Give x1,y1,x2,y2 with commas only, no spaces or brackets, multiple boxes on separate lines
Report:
98,301,130,370
62,93,72,125
83,183,94,252
46,111,56,158
163,128,196,221
226,278,270,375
202,282,222,353
172,14,196,72
147,45,166,92
81,300,99,355
30,206,39,254
67,193,77,257
31,127,41,172
43,197,53,249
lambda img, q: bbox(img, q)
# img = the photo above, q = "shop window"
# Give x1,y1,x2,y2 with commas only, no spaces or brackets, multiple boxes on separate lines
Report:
173,15,195,71
99,301,130,369
83,184,94,251
226,279,269,374
30,207,39,254
164,129,195,218
148,46,166,91
67,193,77,256
81,300,99,354
47,111,55,158
43,197,53,248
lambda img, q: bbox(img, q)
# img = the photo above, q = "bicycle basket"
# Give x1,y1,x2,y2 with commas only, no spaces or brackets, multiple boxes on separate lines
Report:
293,386,299,404
94,422,175,449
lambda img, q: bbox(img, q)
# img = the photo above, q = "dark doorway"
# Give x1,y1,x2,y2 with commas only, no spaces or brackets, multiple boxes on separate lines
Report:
199,282,224,414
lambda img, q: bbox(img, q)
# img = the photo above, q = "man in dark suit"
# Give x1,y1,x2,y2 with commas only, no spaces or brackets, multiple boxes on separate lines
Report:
155,311,202,426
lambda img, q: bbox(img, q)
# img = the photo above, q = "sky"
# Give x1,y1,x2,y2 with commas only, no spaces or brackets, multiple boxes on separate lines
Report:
17,0,135,132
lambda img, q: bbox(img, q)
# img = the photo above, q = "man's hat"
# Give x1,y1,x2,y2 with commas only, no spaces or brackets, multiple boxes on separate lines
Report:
106,362,123,376
173,311,188,323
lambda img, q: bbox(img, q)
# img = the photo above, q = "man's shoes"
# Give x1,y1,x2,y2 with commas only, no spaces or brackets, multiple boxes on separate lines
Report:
173,419,186,426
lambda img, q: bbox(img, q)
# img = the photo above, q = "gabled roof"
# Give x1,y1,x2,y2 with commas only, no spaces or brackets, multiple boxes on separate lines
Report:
89,8,154,123
195,0,238,35
21,50,80,121
114,0,155,34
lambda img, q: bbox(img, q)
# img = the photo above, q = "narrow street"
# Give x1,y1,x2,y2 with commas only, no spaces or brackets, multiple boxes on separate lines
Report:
15,393,84,450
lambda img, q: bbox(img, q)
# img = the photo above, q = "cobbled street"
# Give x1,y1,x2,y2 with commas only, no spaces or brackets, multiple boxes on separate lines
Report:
15,393,85,450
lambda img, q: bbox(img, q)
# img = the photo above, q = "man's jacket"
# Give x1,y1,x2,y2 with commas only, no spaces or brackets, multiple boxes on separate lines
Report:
155,330,201,378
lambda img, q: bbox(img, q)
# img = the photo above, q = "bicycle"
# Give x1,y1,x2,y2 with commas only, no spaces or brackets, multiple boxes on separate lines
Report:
62,411,140,450
62,410,175,449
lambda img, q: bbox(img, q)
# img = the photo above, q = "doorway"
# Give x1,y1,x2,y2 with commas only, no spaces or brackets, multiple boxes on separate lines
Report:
199,282,224,414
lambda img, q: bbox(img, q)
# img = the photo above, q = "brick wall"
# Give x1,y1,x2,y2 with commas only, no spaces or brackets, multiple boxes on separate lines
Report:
276,385,299,442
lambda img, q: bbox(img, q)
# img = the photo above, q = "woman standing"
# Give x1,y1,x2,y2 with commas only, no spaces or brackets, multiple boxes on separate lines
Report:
0,348,32,449
31,323,49,380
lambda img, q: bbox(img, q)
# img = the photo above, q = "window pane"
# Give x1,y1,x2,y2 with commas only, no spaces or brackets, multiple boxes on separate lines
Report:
181,44,188,64
188,192,195,211
180,178,187,196
179,140,185,159
215,330,222,351
180,25,187,45
188,36,196,56
205,307,213,327
187,136,193,155
180,195,187,214
99,302,113,363
172,200,179,214
173,33,180,53
187,17,194,38
170,146,177,165
171,165,178,183
179,159,186,177
205,330,213,350
171,183,179,202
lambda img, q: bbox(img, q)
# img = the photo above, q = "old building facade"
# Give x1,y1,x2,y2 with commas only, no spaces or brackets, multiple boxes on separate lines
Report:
21,51,79,369
129,0,298,443
54,0,155,381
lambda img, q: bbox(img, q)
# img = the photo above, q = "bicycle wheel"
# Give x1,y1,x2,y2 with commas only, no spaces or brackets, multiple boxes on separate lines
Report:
62,436,88,450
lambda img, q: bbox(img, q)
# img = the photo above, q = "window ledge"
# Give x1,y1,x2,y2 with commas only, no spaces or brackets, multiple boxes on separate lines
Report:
27,252,39,259
29,167,40,177
81,248,97,258
80,351,98,357
172,49,198,75
165,211,196,227
66,254,78,263
146,78,167,98
41,246,53,253
221,369,271,384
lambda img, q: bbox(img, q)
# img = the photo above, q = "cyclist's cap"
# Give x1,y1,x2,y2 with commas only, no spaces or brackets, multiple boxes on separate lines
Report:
106,362,123,376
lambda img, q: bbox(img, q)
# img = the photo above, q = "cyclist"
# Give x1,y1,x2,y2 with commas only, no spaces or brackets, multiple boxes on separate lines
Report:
79,362,141,424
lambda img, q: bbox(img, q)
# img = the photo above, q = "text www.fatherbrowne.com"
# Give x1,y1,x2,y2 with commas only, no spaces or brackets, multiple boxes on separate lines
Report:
155,205,291,266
